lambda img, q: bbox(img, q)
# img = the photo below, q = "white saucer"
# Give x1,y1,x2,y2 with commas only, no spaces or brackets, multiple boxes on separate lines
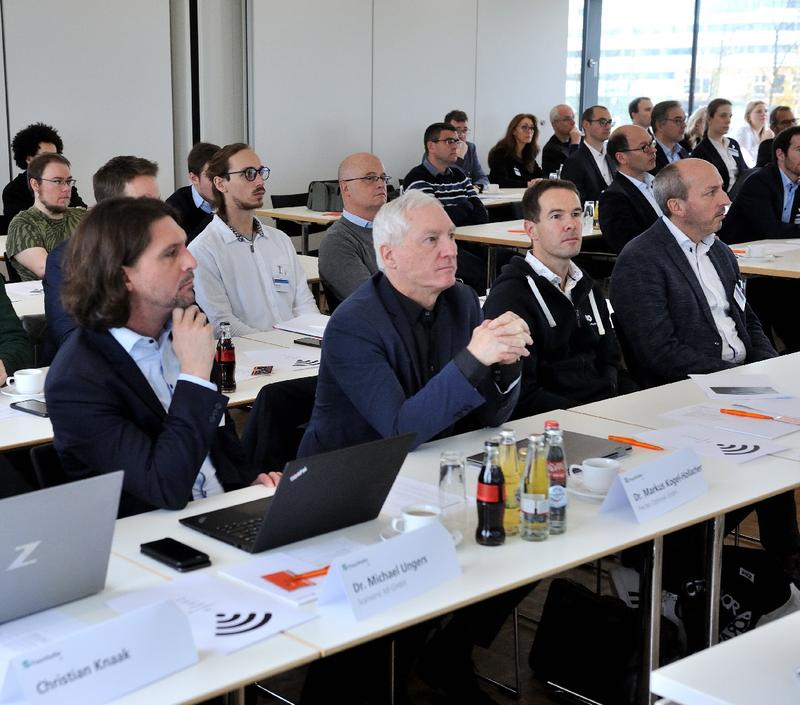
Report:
380,525,463,546
567,479,608,502
1,383,44,401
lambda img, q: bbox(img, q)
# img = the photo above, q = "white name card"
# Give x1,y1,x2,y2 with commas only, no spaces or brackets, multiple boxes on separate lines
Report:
600,447,707,523
4,602,196,705
318,522,460,620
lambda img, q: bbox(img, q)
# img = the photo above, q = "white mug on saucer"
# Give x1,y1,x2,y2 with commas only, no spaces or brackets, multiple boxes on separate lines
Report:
569,457,620,493
6,368,44,395
391,504,441,533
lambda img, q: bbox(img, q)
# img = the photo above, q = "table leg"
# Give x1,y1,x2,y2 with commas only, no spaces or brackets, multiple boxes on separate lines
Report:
706,515,725,646
301,223,310,256
639,536,663,705
223,686,245,704
486,246,498,287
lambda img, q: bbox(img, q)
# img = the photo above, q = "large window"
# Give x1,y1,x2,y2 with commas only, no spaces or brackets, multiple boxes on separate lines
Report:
569,0,800,130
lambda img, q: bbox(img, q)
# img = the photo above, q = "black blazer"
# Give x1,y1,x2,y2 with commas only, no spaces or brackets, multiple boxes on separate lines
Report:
165,186,214,242
598,173,660,253
650,141,688,176
691,136,750,192
560,142,616,204
46,328,255,517
721,164,800,244
541,135,579,176
610,219,776,388
756,138,774,167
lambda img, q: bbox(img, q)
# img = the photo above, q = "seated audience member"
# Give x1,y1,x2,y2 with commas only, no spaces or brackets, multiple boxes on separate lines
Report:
444,109,489,192
318,152,387,304
682,106,706,151
0,278,33,384
166,141,220,241
44,156,160,348
6,154,85,281
690,98,749,193
190,143,318,337
403,122,489,291
735,100,773,167
610,159,776,388
599,125,662,253
46,198,278,517
541,104,581,176
487,113,544,187
2,122,86,227
628,96,653,130
756,105,796,167
484,180,626,417
561,105,616,203
651,100,689,175
299,189,529,456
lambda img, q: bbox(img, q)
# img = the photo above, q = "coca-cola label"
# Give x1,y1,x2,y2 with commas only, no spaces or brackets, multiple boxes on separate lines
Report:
549,484,567,508
476,482,504,503
215,349,235,363
547,461,566,482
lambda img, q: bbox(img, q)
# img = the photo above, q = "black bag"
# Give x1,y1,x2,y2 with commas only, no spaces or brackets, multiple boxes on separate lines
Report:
306,180,342,212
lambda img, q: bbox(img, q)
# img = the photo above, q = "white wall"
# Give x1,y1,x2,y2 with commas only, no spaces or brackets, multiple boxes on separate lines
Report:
2,0,175,206
248,0,569,194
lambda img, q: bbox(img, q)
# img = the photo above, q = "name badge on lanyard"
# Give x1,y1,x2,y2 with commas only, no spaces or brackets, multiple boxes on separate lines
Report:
733,280,746,311
273,264,290,293
728,146,740,159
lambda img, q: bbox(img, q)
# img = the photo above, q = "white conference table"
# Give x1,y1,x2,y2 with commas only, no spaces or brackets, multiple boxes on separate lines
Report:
109,408,800,703
734,239,800,279
650,610,800,705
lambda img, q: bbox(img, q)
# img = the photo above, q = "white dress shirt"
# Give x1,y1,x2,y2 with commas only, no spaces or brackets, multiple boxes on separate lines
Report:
619,171,663,216
585,142,613,186
190,215,319,337
525,250,583,302
710,137,740,190
109,325,224,499
662,217,746,363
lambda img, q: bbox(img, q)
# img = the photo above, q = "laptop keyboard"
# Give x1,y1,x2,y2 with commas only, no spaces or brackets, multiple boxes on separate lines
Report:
218,517,263,546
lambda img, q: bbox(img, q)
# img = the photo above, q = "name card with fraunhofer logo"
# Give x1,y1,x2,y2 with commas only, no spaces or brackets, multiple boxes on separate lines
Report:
600,447,707,523
3,602,196,705
317,522,460,620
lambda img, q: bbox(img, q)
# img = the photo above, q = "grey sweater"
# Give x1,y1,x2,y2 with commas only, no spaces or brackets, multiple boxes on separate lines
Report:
318,217,379,302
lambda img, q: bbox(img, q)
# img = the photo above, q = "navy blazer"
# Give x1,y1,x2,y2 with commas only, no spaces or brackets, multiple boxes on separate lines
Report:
756,138,774,168
650,142,688,176
721,164,800,244
298,273,519,456
46,328,254,517
42,240,74,349
598,173,660,253
610,218,776,387
165,186,213,243
691,137,750,192
560,142,616,204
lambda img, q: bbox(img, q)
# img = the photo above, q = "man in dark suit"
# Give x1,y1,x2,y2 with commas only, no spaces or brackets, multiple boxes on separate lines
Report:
561,104,616,204
541,104,581,176
610,159,775,388
165,141,220,242
599,125,662,253
756,106,795,167
299,189,529,456
45,198,278,517
650,100,689,175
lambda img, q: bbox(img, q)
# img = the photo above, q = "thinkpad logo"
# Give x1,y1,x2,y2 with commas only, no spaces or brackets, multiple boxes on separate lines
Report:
289,466,308,482
7,541,42,571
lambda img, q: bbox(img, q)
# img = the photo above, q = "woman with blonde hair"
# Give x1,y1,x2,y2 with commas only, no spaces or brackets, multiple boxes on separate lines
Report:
735,100,774,167
682,106,706,151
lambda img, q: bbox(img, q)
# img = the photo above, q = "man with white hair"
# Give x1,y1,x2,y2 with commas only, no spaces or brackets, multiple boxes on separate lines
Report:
299,189,530,455
541,104,581,176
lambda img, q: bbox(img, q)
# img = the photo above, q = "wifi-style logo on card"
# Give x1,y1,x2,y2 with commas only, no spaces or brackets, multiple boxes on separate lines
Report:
717,443,761,456
215,612,273,636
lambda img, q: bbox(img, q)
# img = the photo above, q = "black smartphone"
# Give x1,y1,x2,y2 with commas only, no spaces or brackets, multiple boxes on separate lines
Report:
10,399,49,417
294,336,322,348
140,538,211,572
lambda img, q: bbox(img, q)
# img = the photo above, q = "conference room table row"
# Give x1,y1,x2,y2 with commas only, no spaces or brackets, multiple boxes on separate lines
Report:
28,393,800,705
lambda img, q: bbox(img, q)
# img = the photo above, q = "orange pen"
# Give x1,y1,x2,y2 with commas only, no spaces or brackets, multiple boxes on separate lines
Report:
720,408,772,420
607,435,664,451
507,228,526,233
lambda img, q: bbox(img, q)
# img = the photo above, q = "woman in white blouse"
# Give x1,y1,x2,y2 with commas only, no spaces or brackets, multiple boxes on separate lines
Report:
690,98,750,194
735,100,774,167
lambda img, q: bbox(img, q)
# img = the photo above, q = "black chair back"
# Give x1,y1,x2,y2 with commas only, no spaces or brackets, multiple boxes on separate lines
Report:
29,443,68,489
4,253,21,283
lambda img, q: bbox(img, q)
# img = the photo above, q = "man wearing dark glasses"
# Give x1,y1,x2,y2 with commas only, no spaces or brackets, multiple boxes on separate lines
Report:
189,142,318,337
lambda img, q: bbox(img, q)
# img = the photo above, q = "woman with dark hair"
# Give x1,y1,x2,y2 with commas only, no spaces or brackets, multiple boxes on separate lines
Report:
690,98,749,193
487,113,543,187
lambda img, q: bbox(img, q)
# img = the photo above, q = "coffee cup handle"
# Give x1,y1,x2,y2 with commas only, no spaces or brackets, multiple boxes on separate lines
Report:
568,463,583,478
391,517,405,533
5,376,13,386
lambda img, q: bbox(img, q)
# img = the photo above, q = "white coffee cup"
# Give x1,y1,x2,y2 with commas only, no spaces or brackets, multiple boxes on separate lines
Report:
747,244,768,258
6,368,44,395
484,183,500,193
391,504,441,533
569,457,620,493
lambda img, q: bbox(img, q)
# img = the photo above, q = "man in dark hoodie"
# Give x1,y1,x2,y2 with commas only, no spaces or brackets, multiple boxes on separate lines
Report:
484,179,629,418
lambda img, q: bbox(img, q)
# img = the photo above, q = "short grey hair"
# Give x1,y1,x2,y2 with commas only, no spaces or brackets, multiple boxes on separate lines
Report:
653,162,688,215
372,190,442,270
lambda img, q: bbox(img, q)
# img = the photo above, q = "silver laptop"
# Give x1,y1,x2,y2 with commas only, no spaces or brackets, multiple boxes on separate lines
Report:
0,471,123,624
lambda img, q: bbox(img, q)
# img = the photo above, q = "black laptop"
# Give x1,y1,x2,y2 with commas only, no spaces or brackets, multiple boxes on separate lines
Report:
180,434,415,553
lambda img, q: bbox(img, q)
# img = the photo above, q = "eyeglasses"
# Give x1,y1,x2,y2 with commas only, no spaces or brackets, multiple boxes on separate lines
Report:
553,116,575,123
224,166,271,182
588,118,615,127
432,138,461,145
619,140,657,153
39,177,76,188
664,116,687,125
517,125,536,132
341,174,392,184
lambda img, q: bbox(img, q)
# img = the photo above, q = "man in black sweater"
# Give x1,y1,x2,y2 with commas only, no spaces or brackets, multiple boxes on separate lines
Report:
165,141,220,242
484,179,627,418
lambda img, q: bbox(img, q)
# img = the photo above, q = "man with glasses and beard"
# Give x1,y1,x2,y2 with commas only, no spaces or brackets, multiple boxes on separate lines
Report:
189,143,318,336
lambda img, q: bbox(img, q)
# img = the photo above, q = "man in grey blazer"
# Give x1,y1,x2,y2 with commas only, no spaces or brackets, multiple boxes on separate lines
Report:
610,158,776,389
